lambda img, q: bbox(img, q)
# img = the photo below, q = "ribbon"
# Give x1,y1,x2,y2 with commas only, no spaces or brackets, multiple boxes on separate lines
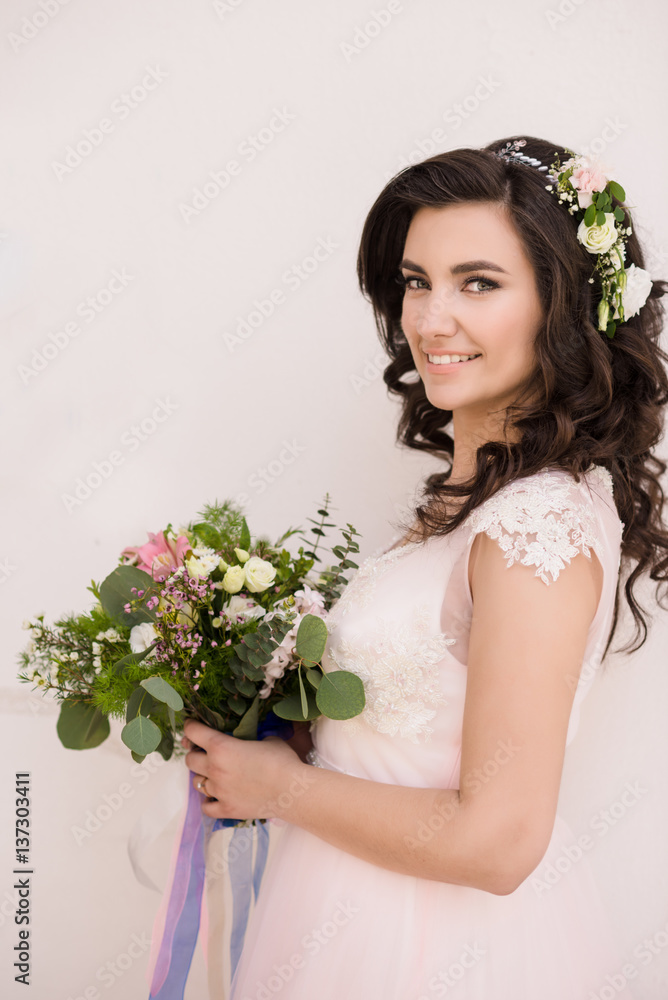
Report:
146,712,294,999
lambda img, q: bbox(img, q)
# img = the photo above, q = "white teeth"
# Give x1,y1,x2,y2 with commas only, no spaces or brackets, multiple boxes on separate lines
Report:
427,353,480,365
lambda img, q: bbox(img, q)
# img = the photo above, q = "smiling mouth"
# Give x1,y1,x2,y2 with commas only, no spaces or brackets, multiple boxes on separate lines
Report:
424,354,482,369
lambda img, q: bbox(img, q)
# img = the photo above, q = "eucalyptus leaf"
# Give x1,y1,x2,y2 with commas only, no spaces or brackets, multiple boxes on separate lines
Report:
298,667,308,718
316,669,366,720
126,686,156,722
229,695,248,716
273,691,320,721
242,662,265,681
235,676,257,698
100,566,157,626
306,667,322,689
596,211,606,226
57,700,110,750
156,730,174,761
294,614,328,664
131,751,146,764
232,695,260,740
140,675,184,711
584,203,596,227
121,715,162,755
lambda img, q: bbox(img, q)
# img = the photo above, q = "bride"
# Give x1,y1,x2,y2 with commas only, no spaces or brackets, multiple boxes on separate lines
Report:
183,135,668,998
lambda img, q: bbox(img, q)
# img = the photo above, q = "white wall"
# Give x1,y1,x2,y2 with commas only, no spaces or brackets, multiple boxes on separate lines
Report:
1,0,667,997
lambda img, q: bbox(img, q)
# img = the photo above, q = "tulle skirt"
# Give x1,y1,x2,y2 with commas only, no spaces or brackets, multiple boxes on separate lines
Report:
228,811,636,999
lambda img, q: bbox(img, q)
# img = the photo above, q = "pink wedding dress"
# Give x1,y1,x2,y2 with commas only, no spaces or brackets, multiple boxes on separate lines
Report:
229,464,636,999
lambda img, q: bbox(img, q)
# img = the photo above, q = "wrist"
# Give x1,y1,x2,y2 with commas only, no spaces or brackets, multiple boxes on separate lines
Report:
268,759,318,822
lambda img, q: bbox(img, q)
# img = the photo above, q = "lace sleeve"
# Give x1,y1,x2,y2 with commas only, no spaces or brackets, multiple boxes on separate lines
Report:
465,467,610,586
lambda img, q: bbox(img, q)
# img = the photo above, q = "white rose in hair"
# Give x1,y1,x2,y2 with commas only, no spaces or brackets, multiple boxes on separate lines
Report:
613,264,653,321
577,213,618,254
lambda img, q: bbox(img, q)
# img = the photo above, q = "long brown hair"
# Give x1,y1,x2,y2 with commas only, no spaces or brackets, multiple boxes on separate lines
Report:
356,134,668,657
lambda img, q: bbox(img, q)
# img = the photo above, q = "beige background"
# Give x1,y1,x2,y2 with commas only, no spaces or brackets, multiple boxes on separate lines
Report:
1,0,667,997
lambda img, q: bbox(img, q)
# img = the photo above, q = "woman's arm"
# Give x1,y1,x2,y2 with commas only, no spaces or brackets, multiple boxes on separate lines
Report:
185,532,601,895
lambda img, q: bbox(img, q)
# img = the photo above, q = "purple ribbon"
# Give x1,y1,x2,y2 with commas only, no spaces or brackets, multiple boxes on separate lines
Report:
147,713,294,999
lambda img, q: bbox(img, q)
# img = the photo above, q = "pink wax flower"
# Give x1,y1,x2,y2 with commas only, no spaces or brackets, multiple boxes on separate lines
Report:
121,531,192,581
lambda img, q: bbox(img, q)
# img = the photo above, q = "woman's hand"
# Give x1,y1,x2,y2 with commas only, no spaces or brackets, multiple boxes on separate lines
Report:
284,720,314,764
182,718,314,821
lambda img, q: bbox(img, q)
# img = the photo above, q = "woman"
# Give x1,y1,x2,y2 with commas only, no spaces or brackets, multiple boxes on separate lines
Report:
183,135,668,998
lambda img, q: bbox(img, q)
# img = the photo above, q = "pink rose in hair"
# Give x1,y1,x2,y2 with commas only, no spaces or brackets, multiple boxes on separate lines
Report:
569,157,610,209
121,531,192,581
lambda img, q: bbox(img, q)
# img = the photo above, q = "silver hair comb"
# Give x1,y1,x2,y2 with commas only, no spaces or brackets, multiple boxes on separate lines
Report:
493,139,557,183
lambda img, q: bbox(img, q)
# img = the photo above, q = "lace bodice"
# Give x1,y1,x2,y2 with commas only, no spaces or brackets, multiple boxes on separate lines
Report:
313,464,623,765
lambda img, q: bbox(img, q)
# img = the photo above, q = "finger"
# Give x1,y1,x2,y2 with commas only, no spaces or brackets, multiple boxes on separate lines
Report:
183,718,223,750
181,736,192,749
184,749,208,774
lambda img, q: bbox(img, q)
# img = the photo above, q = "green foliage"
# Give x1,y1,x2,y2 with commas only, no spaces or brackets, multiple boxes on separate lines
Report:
20,492,368,762
189,499,248,552
140,675,184,711
315,670,366,719
57,700,110,749
121,715,162,754
99,566,158,627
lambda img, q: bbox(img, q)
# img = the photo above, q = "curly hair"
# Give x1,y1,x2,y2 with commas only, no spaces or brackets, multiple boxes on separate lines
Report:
356,134,668,658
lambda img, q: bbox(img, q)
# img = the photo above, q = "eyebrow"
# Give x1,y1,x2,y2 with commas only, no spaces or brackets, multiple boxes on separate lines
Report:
399,258,509,276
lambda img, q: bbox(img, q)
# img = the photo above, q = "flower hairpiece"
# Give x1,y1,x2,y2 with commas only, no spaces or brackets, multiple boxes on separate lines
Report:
494,139,653,340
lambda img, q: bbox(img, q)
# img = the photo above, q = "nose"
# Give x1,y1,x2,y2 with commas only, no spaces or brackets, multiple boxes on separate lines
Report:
415,286,459,338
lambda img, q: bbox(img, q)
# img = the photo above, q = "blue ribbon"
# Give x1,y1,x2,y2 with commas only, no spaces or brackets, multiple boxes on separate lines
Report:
147,711,294,999
212,712,293,981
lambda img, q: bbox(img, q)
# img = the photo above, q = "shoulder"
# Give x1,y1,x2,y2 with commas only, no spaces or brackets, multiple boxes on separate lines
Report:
465,464,617,587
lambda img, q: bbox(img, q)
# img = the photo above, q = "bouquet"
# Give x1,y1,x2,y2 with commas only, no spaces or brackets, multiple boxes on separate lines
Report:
18,496,366,995
18,495,365,765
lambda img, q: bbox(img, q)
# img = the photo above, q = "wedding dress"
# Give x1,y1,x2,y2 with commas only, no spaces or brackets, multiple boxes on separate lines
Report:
228,464,636,999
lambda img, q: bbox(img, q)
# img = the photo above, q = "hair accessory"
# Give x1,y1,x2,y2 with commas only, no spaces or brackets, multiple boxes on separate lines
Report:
494,138,554,176
493,139,653,339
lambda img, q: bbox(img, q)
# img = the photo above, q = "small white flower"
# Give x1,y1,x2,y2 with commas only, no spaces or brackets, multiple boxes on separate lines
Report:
129,622,158,654
613,264,653,321
22,619,33,630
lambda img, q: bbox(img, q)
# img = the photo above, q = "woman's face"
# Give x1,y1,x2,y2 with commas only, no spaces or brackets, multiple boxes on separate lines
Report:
399,201,543,425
